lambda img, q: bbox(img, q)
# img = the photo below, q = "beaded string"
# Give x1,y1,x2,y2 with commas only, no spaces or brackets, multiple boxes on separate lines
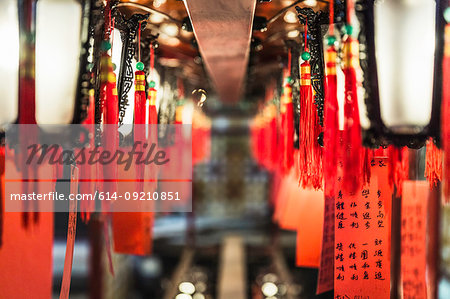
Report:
301,18,310,61
136,22,144,71
329,0,334,35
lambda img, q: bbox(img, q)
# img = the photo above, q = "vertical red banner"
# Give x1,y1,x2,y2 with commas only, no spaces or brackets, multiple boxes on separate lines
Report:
316,194,335,293
334,158,392,298
295,188,324,268
401,180,429,299
0,153,54,298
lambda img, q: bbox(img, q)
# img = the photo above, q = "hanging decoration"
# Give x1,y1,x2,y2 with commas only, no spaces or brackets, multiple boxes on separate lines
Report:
112,18,154,256
443,6,450,199
115,13,149,125
295,7,327,127
388,145,409,197
98,0,117,275
148,43,158,125
334,155,392,299
323,1,339,196
298,19,323,190
425,138,443,189
134,21,147,193
401,180,429,299
280,53,294,173
59,166,79,299
341,0,363,194
79,88,96,223
317,3,338,293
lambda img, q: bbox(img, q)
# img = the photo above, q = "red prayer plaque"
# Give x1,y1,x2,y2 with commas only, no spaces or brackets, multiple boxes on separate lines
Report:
295,188,324,268
334,158,392,299
0,153,53,298
401,180,429,299
317,194,335,294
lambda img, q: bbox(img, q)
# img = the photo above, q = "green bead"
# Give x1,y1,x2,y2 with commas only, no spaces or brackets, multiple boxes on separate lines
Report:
112,63,116,71
136,61,144,71
345,24,354,36
87,63,94,71
149,80,156,88
285,76,292,84
101,41,111,51
444,7,450,23
326,35,336,46
301,51,311,61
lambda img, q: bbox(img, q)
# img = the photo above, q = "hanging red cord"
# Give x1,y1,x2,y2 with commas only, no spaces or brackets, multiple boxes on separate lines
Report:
138,22,141,62
442,11,450,200
329,0,334,35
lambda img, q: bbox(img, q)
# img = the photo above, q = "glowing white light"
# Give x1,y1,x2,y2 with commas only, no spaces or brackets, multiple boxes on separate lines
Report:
160,23,179,37
284,11,297,23
175,293,192,299
0,0,19,127
304,0,317,6
150,13,165,24
182,101,194,125
179,282,196,295
35,0,82,124
374,0,435,132
111,29,123,77
287,30,300,38
261,282,278,297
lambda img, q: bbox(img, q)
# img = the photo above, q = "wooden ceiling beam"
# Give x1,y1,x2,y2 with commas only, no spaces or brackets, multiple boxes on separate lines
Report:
184,0,256,103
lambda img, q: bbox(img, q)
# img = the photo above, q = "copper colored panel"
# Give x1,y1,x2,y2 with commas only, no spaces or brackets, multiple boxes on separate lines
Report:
184,0,256,103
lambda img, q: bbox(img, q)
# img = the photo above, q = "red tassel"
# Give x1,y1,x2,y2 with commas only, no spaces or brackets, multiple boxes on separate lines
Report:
442,23,450,199
134,71,147,125
388,146,409,197
148,85,158,125
425,138,443,189
324,45,339,196
99,50,117,275
80,89,95,223
298,61,323,190
266,103,278,170
341,36,362,193
281,78,294,173
99,52,119,191
134,70,147,193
